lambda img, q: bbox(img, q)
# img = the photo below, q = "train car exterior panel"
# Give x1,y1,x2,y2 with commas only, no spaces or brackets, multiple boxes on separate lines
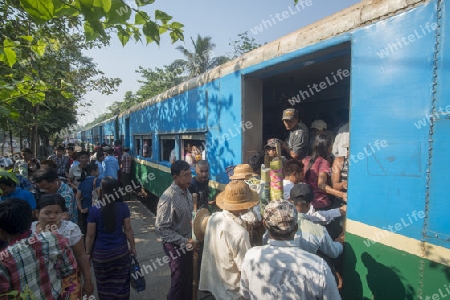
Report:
348,1,436,241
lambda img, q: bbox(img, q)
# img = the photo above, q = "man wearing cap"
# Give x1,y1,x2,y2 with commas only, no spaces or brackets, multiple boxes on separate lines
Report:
155,160,197,300
290,183,343,258
199,180,259,299
281,108,309,160
309,119,334,156
240,199,341,299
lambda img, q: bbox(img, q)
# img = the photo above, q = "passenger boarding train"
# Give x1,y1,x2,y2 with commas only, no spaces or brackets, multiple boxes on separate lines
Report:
78,0,450,298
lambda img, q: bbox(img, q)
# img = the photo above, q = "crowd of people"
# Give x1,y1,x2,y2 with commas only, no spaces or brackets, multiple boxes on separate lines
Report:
155,108,350,299
0,106,350,299
0,139,137,299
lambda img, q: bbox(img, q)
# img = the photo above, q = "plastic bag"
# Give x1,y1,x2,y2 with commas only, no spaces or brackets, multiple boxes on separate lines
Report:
130,255,146,293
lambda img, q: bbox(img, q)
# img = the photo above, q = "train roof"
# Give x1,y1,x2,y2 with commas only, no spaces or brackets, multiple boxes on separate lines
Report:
118,0,424,119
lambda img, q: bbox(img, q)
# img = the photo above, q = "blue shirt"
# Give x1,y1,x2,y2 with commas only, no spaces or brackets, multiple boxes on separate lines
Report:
102,156,119,179
96,161,105,179
77,176,101,209
1,187,36,210
86,201,130,250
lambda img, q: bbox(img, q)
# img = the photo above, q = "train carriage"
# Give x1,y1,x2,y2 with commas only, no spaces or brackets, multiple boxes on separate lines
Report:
82,0,449,298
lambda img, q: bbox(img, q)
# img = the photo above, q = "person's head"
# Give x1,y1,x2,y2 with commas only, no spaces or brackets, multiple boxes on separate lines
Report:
96,151,105,162
33,168,59,193
39,160,57,170
310,120,327,135
195,160,209,183
263,199,298,240
55,145,65,157
0,199,32,240
106,147,114,155
171,160,192,190
0,176,17,196
100,176,122,202
77,151,89,165
66,146,75,158
216,180,260,215
184,142,192,153
264,138,281,157
248,152,264,175
20,148,33,161
122,147,130,153
114,140,122,147
284,160,304,184
312,134,332,159
85,161,99,177
36,194,67,228
282,108,300,131
289,183,314,213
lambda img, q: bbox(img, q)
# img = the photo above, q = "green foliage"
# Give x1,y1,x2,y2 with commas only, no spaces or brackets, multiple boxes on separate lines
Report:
228,31,262,59
176,34,229,79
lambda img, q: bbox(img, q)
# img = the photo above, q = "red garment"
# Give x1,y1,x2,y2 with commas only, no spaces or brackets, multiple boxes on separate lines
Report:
302,156,331,209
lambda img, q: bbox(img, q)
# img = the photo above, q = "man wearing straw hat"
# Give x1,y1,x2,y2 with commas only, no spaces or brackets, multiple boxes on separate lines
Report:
240,200,341,299
199,180,259,299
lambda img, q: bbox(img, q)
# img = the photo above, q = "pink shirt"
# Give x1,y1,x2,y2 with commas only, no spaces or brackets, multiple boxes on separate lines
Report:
302,156,331,209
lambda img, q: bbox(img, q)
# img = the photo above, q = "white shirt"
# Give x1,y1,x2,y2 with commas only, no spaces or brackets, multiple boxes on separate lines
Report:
332,122,349,158
31,220,82,247
199,210,251,300
295,213,343,258
240,239,341,300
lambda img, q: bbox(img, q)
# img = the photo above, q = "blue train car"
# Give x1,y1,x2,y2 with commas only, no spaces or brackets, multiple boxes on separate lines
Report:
81,0,449,298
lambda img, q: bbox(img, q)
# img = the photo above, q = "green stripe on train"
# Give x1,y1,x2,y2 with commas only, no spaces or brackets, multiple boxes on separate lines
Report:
343,233,450,299
132,160,220,198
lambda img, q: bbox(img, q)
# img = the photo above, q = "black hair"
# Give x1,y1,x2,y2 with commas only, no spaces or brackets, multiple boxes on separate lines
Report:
96,150,105,158
266,225,297,240
37,194,67,212
106,148,114,155
56,145,65,151
311,134,332,160
171,160,190,176
196,160,209,169
0,176,17,188
248,152,264,173
100,177,124,233
20,148,32,154
80,161,98,182
0,199,32,235
114,140,122,146
33,167,58,183
77,151,89,158
284,160,304,176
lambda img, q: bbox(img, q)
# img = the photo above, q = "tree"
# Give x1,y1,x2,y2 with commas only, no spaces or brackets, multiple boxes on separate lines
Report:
228,31,262,59
135,62,184,100
175,35,228,78
0,0,184,136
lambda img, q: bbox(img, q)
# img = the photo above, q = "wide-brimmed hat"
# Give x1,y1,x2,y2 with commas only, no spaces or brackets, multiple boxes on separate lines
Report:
229,164,256,180
193,208,210,242
216,180,260,211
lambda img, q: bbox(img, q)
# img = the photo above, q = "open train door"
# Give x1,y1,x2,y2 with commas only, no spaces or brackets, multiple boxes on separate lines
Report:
242,78,263,164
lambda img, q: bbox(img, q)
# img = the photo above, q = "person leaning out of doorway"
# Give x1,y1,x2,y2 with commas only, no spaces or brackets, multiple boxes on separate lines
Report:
280,108,309,161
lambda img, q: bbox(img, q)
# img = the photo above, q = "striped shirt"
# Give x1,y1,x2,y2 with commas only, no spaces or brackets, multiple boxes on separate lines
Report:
47,154,69,176
155,182,193,246
0,231,77,300
121,152,132,173
58,182,77,224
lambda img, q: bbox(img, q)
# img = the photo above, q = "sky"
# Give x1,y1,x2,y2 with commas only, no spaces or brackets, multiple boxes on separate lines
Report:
78,0,361,124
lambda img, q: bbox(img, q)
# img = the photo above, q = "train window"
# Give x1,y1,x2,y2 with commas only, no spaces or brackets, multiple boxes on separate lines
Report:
180,134,206,165
134,137,141,155
142,135,152,158
160,135,176,162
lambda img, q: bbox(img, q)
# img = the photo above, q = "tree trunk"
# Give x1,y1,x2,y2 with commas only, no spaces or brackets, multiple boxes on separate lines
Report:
31,105,39,157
